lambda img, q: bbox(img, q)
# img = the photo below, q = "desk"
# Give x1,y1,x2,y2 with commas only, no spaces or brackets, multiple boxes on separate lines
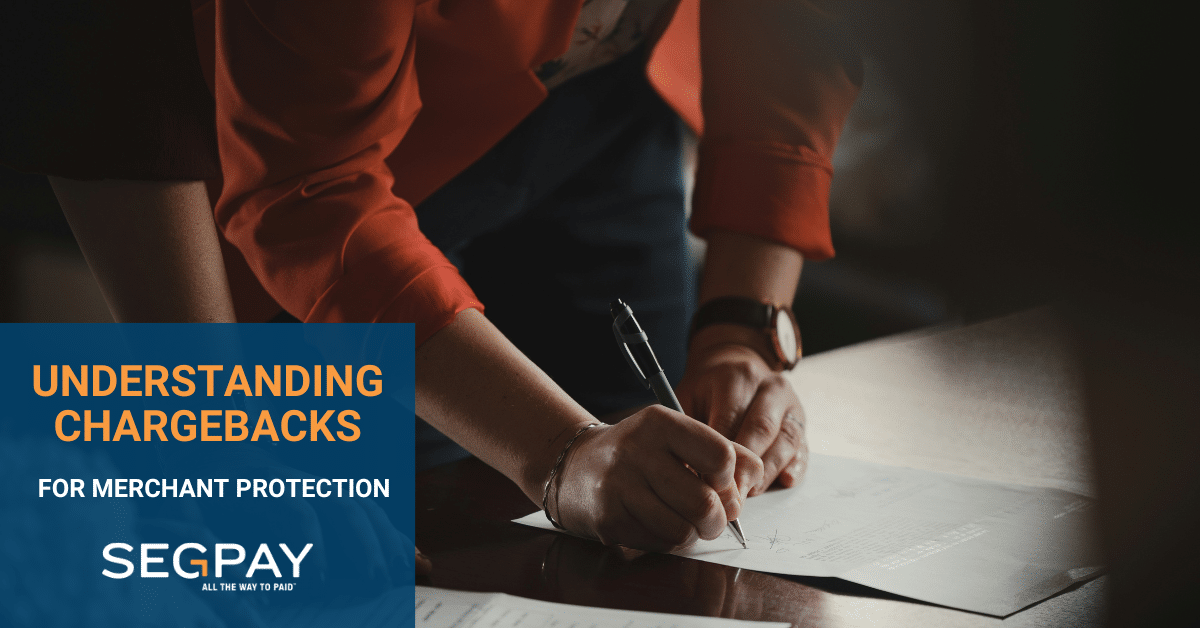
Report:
415,308,1105,627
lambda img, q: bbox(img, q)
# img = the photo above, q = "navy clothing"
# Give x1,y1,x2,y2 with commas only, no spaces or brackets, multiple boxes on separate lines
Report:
414,48,694,470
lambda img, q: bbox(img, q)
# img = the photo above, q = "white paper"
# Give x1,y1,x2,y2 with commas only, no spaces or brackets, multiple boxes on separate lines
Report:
514,454,1102,616
415,586,790,628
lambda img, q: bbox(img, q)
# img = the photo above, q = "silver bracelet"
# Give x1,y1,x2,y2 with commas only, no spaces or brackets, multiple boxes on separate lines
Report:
542,423,600,530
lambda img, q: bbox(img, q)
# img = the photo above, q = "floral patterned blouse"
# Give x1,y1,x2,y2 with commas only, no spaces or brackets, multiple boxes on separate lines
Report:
536,0,675,89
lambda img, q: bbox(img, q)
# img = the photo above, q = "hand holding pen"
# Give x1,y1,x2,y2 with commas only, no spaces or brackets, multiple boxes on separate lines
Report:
536,300,761,551
535,301,761,551
611,299,754,548
546,403,760,550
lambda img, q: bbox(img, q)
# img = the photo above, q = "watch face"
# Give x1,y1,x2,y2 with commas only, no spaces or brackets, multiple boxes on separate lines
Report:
775,308,798,364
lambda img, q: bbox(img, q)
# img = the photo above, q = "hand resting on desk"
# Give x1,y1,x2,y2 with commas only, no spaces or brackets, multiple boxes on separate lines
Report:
678,334,809,496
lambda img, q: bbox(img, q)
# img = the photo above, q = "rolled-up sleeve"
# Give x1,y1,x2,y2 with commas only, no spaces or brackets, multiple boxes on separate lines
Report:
211,0,480,344
691,0,860,260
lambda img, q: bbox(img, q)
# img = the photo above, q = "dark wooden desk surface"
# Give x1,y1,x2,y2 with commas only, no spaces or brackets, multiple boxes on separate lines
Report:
416,309,1106,627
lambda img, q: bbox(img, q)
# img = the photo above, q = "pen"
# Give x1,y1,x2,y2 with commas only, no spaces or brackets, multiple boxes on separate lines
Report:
610,299,748,549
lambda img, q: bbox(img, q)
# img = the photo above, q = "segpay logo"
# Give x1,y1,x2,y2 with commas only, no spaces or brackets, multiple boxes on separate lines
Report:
102,542,313,579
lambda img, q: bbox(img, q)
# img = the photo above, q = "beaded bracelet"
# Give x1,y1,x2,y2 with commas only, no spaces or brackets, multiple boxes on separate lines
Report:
541,423,600,530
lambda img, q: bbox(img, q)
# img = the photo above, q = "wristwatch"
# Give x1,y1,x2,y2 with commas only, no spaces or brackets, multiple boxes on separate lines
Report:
689,297,801,370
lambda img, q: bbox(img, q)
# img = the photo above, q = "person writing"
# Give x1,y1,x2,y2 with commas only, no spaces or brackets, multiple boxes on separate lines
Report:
196,0,860,551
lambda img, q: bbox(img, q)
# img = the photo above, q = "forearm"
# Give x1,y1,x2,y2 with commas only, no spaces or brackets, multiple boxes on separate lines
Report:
415,308,596,504
51,177,236,323
693,230,803,360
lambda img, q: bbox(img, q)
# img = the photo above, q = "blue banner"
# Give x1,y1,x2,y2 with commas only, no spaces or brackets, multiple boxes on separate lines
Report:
0,324,416,628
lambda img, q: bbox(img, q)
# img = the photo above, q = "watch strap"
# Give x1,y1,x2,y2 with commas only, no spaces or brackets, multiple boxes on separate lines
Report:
689,297,774,343
689,296,801,370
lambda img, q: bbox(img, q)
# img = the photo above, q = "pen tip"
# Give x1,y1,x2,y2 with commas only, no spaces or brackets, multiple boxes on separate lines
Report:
729,519,747,549
610,299,627,319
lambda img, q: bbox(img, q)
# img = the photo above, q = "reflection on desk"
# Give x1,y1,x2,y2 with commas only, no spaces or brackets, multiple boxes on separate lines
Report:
416,586,790,628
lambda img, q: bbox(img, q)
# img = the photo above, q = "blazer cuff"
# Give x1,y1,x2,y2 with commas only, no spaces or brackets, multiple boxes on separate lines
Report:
305,246,483,347
691,139,836,260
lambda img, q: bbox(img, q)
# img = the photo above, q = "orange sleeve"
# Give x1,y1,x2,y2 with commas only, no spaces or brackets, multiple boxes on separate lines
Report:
210,0,480,344
690,0,860,261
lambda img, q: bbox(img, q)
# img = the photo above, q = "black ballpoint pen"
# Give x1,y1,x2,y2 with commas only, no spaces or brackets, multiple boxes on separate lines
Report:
610,299,748,549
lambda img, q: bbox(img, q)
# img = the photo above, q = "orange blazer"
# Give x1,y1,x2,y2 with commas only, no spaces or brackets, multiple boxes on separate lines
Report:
193,0,860,342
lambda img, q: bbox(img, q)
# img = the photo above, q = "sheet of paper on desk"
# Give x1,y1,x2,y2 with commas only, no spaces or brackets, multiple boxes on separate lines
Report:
416,586,790,628
514,453,1103,617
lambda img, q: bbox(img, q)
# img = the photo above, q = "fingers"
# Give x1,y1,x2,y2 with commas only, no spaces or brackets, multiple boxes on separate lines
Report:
728,376,804,495
643,450,729,540
616,483,701,550
576,471,690,551
731,441,764,507
753,411,803,495
676,344,773,440
777,422,810,488
702,362,760,440
677,349,807,494
651,407,736,478
647,409,742,522
733,377,794,457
